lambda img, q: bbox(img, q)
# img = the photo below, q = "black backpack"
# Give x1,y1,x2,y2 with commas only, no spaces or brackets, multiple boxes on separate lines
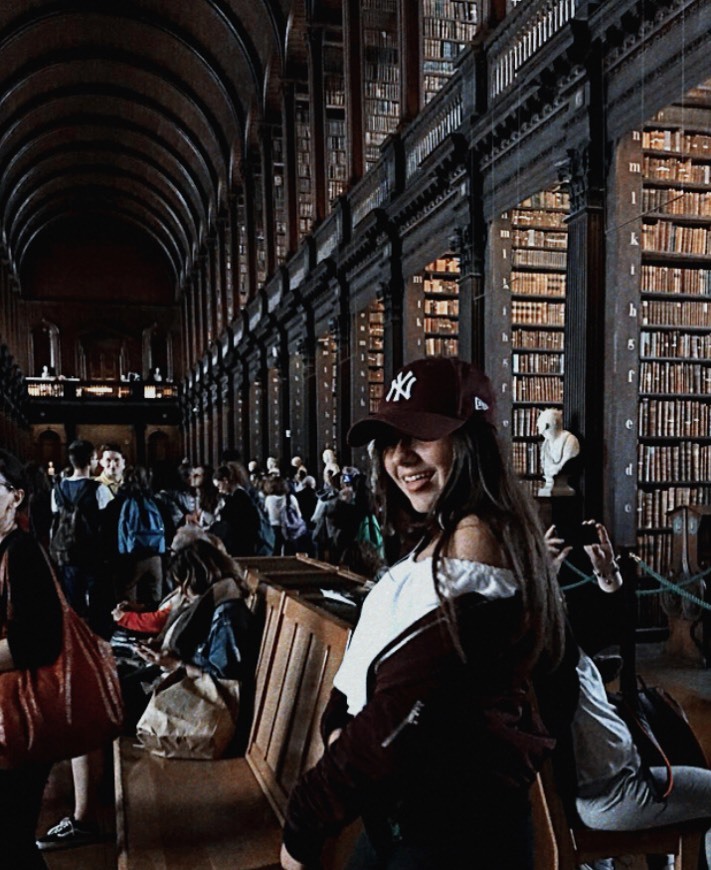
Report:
49,480,100,566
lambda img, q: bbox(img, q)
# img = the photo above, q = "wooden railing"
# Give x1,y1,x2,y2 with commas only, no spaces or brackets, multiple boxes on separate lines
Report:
488,0,579,100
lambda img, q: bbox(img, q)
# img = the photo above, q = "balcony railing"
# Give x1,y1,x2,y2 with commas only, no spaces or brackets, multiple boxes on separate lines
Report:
25,378,178,400
488,0,579,100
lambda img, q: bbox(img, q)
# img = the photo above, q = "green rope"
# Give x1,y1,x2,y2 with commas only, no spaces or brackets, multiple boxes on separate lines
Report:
633,556,711,611
559,559,596,591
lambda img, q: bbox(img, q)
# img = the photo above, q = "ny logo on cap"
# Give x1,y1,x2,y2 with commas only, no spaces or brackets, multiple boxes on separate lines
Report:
386,370,417,402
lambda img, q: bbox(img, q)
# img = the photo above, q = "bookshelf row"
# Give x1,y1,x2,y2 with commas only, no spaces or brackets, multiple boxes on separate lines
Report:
512,377,564,403
640,329,711,358
512,441,541,476
511,249,567,269
512,329,565,351
640,265,711,294
643,128,711,154
642,222,711,255
643,157,711,185
638,442,711,482
641,188,711,217
638,398,710,438
638,485,711,530
640,299,711,327
639,361,711,394
512,352,564,374
512,301,565,326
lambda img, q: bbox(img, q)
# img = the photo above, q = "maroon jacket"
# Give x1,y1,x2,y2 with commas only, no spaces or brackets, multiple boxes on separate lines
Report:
283,592,560,864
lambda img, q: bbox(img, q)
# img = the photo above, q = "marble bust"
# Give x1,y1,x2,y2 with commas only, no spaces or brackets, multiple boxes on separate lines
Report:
536,408,580,496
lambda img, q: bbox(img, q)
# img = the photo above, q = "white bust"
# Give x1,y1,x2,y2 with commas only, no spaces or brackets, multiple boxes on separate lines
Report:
321,448,340,484
536,408,580,496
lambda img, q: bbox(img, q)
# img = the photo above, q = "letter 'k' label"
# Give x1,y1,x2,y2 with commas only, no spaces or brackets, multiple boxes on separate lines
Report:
386,370,417,402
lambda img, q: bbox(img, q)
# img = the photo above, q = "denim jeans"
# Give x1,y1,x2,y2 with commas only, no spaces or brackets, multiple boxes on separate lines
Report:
576,765,711,869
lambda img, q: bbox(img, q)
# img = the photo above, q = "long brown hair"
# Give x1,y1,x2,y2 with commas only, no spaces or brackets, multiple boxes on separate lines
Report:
167,538,248,598
372,415,566,669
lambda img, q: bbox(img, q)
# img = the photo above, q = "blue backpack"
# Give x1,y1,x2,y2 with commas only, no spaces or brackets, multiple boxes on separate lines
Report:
117,496,166,555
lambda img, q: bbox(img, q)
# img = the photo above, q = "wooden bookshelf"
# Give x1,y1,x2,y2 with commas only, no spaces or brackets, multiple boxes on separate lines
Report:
295,83,313,242
324,38,347,206
422,0,478,105
272,129,287,265
635,88,711,578
423,255,460,357
502,191,569,486
236,192,249,308
362,0,400,171
252,160,267,286
353,300,385,418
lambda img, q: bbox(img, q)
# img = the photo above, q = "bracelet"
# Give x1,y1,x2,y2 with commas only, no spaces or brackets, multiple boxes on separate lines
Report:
593,559,622,583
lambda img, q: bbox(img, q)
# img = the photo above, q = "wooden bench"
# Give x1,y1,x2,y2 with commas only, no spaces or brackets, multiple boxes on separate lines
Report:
115,582,354,869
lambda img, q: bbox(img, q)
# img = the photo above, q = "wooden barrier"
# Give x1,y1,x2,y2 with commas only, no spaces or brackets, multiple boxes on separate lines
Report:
114,579,355,869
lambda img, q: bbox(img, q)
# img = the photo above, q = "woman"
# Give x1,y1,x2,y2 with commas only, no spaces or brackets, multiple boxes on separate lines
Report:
280,357,570,870
263,475,289,555
211,463,260,556
547,524,711,870
104,465,167,608
0,450,62,867
133,537,260,750
187,464,219,529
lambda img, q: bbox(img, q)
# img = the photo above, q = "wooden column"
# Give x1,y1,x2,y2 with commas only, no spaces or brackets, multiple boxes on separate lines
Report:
398,0,422,120
299,328,318,475
563,148,606,520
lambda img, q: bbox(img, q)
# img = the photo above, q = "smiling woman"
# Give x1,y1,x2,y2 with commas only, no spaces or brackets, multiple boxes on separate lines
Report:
280,356,573,870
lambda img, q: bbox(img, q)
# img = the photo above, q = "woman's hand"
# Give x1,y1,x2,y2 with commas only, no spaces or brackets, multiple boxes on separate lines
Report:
135,642,182,672
582,521,623,593
280,843,306,870
543,525,572,576
111,600,138,621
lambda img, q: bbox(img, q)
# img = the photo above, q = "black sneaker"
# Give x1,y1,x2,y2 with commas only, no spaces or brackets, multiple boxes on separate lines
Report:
36,816,102,851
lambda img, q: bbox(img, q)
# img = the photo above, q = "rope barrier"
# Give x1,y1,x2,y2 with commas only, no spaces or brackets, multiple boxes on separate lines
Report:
559,559,596,591
631,555,711,612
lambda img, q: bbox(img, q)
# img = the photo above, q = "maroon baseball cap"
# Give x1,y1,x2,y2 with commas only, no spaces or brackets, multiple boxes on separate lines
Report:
347,357,495,447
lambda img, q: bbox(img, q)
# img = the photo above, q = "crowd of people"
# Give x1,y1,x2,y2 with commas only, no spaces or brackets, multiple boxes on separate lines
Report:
1,354,710,869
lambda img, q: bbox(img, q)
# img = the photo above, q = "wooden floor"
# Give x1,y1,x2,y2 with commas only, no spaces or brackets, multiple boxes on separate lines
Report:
39,754,116,870
35,643,711,870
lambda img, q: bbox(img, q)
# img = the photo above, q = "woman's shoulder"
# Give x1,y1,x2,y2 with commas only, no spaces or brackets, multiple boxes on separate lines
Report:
446,515,508,569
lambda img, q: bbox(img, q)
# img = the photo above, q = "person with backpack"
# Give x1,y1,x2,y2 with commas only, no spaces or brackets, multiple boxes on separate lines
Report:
279,488,311,556
104,466,167,609
211,463,262,557
50,439,112,637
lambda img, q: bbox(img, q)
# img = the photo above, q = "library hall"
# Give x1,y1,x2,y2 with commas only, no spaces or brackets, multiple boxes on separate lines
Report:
0,1,711,869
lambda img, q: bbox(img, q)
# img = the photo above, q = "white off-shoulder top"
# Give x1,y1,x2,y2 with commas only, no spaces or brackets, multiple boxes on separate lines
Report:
333,550,518,715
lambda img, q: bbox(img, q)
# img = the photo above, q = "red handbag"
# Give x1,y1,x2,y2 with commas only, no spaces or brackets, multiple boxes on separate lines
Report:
0,549,124,768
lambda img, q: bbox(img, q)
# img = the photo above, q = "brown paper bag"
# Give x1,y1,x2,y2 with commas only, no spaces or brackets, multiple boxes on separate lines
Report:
136,670,240,760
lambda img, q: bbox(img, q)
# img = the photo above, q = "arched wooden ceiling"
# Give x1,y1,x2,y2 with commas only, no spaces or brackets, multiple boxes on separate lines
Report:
0,0,291,300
